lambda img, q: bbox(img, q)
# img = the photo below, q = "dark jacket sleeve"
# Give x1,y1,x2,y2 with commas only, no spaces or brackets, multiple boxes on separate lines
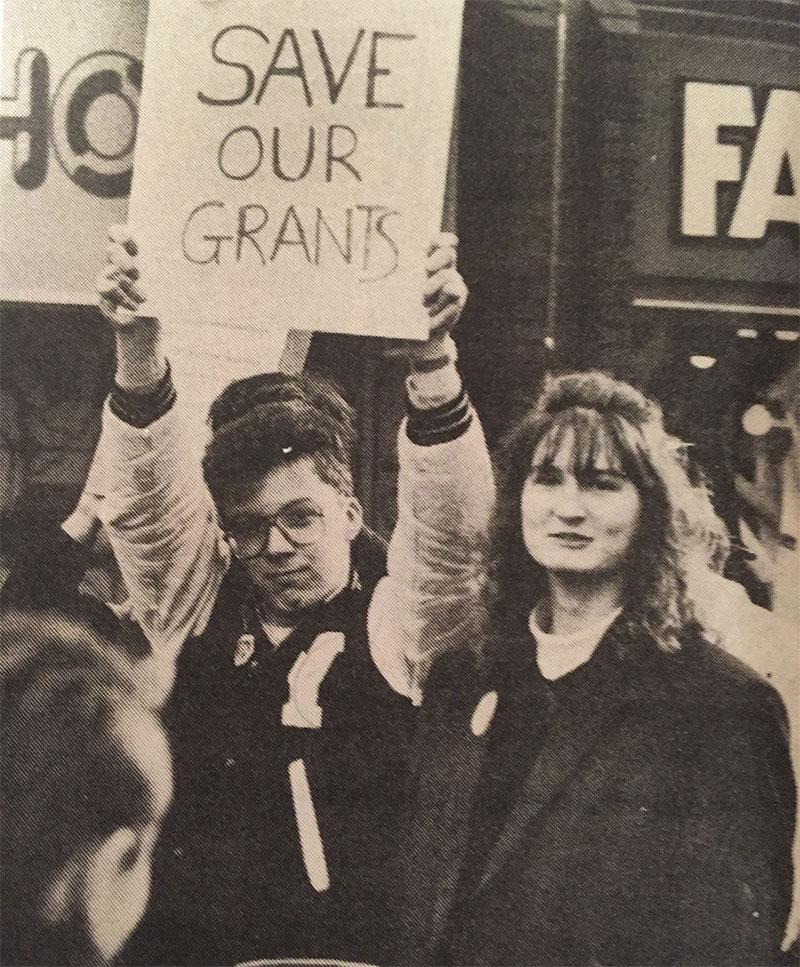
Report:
0,523,150,659
674,677,795,966
1,524,91,611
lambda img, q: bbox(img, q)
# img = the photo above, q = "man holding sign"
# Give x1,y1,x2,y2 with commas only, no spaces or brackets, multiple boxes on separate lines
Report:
94,226,492,966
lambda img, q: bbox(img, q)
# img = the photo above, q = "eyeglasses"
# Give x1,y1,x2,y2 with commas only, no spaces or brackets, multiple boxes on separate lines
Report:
224,503,326,561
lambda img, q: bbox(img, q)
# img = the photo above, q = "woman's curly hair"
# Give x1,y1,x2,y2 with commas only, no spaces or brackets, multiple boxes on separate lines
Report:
488,371,730,653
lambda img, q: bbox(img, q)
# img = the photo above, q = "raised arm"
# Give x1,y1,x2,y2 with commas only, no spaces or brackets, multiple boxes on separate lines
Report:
369,236,495,704
95,226,227,660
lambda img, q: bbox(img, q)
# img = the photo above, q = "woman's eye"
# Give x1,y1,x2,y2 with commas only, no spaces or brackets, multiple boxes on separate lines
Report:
530,468,561,486
120,840,141,872
587,474,622,491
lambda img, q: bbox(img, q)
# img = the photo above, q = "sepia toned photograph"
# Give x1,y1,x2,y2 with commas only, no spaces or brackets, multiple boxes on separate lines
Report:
1,1,798,965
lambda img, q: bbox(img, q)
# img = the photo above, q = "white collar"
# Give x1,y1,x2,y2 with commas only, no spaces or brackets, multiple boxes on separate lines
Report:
261,621,296,647
529,606,622,681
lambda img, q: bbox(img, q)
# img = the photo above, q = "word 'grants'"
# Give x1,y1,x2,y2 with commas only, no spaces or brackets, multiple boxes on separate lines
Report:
182,201,400,282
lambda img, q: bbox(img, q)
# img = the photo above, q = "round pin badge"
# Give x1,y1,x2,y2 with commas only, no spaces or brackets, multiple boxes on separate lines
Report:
234,634,256,667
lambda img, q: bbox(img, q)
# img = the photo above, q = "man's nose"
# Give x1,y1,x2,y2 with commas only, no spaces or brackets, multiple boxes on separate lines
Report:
265,523,295,556
552,479,587,521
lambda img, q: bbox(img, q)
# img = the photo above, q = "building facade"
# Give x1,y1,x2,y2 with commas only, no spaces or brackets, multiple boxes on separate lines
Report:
2,0,798,611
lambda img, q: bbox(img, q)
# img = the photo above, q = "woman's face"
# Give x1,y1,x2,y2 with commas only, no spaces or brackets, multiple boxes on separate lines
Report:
521,427,642,577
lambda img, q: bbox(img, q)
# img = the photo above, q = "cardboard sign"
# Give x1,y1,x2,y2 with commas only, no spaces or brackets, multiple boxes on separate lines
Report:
130,0,464,340
0,0,145,303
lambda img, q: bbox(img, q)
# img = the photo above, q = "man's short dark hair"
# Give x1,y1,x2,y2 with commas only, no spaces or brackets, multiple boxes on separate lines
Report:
202,372,357,501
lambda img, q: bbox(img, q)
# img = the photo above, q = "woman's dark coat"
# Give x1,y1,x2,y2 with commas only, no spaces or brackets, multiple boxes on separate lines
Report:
396,617,795,967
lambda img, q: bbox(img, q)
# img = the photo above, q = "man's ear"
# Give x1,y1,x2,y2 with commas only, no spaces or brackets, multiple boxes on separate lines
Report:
46,827,147,963
41,855,82,926
343,496,363,541
84,826,149,962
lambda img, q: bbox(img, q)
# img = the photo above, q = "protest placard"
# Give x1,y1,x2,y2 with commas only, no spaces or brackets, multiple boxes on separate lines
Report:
130,0,464,341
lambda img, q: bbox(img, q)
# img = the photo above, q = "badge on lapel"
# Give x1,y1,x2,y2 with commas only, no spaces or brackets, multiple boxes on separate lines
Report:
234,633,256,667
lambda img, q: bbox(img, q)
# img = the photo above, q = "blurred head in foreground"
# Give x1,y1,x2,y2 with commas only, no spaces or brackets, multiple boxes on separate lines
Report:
1,609,173,966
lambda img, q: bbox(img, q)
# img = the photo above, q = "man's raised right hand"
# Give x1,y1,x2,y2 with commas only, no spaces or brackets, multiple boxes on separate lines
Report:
97,224,147,329
97,225,167,391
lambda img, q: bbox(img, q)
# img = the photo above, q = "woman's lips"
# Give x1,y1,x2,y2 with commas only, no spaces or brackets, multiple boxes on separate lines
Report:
549,532,594,548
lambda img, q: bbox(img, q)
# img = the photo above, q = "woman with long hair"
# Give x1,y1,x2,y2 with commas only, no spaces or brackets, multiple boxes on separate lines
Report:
1,610,172,966
399,371,795,967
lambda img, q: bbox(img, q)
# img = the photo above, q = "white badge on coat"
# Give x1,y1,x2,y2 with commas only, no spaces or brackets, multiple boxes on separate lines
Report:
470,690,498,737
281,632,346,728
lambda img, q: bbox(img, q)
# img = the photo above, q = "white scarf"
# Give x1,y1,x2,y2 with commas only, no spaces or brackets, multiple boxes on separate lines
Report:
529,606,622,681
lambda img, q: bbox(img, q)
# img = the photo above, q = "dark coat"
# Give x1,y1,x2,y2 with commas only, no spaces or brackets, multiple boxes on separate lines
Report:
397,616,795,967
127,530,415,967
0,523,148,659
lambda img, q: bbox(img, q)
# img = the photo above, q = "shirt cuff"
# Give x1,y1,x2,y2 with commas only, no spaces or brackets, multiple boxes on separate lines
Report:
109,362,176,428
406,388,474,447
406,337,462,411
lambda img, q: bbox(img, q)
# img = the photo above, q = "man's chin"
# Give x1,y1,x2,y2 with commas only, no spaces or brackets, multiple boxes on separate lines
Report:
263,588,326,622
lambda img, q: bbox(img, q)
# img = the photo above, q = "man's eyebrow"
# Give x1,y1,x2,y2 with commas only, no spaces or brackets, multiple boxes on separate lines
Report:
528,462,627,477
220,510,255,527
274,498,326,518
223,498,318,522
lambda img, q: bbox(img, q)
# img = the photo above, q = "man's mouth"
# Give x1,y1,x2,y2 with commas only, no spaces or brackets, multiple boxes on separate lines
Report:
267,566,310,584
